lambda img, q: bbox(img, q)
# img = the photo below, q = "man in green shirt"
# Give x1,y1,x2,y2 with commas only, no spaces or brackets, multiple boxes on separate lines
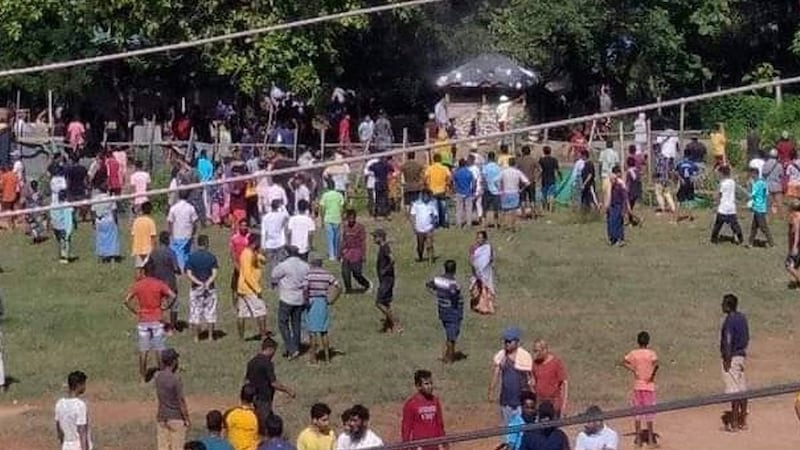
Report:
319,180,345,261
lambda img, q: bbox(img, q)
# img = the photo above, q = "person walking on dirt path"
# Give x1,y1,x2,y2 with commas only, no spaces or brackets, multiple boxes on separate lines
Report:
401,369,446,450
55,370,92,450
622,331,659,448
720,294,749,432
155,349,190,450
245,337,296,417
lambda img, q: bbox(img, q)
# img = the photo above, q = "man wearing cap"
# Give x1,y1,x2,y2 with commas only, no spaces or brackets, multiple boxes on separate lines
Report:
574,405,618,450
488,327,534,424
154,349,190,450
372,228,401,333
271,246,310,360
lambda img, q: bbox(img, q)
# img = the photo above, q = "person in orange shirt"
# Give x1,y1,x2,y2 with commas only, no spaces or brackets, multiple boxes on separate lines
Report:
424,154,452,228
622,331,659,448
0,163,19,229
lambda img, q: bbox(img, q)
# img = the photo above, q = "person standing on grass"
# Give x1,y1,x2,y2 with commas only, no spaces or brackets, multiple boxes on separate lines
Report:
129,160,151,214
124,260,176,382
372,228,401,333
287,199,316,261
711,166,743,245
335,405,384,450
50,190,76,264
155,349,190,450
150,231,182,333
55,370,91,450
410,190,439,263
622,331,659,448
261,199,290,268
720,293,749,432
258,413,296,450
489,327,534,424
746,167,774,248
224,384,261,450
304,257,341,364
424,153,451,228
603,166,627,247
340,209,371,293
132,202,157,276
185,234,219,342
245,337,296,417
786,200,800,288
271,246,310,360
168,189,199,271
470,230,495,314
538,146,561,213
401,369,446,449
297,403,337,450
519,402,569,450
237,233,269,341
200,410,234,450
452,158,475,229
401,151,425,212
230,219,251,307
319,181,345,262
482,152,502,228
532,339,568,418
426,260,463,364
574,405,618,450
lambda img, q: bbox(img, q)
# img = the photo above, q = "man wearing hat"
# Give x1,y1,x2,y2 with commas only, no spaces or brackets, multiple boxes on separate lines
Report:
488,327,534,424
372,228,401,333
154,348,190,450
574,405,619,450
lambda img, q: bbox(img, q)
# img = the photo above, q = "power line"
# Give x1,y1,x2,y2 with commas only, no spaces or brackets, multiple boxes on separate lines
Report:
2,74,799,219
0,0,442,78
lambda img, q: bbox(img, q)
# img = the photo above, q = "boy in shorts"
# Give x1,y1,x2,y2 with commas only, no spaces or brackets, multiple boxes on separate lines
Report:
426,260,463,363
622,331,659,447
372,229,401,333
124,260,177,382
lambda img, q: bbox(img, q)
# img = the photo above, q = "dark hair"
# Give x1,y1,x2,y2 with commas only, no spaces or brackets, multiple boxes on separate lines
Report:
722,293,738,311
543,146,552,155
206,410,224,432
521,146,531,156
444,259,457,275
433,153,442,163
311,403,332,420
141,202,152,215
347,404,370,422
414,369,432,386
264,413,284,438
67,370,87,391
261,337,278,350
197,234,209,247
240,383,257,403
158,230,170,246
637,331,650,347
297,199,309,213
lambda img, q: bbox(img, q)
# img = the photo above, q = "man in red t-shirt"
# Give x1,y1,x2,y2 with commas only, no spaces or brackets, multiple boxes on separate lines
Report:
124,261,177,382
532,339,568,417
401,369,446,450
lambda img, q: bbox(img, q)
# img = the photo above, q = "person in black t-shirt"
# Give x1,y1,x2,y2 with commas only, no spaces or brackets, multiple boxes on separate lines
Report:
372,228,401,333
245,337,295,417
538,146,561,212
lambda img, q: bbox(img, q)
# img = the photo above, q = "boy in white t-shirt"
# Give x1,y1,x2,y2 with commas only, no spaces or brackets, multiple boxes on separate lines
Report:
287,199,316,260
55,370,92,450
711,165,743,244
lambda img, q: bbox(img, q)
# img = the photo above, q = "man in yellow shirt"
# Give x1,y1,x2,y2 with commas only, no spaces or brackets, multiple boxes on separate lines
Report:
424,154,451,228
224,384,260,450
130,202,157,276
710,123,727,168
237,233,269,340
297,403,336,450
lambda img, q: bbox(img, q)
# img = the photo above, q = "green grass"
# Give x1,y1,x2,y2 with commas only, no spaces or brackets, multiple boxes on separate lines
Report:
2,208,800,448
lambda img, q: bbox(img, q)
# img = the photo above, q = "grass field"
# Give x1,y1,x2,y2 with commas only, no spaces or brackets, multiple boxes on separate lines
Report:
1,206,800,449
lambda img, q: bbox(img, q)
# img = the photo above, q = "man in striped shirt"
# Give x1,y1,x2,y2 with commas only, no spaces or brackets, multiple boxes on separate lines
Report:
304,256,341,364
425,260,463,364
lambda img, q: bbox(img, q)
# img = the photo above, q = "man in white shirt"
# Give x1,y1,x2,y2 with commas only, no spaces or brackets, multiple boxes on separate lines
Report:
287,199,316,260
499,159,530,233
167,190,199,271
55,370,92,450
410,191,438,263
261,198,290,267
711,165,743,244
335,405,383,450
575,405,618,450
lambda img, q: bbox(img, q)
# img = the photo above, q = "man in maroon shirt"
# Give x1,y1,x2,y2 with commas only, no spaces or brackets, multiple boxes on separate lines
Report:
401,370,446,450
532,339,568,418
340,209,372,293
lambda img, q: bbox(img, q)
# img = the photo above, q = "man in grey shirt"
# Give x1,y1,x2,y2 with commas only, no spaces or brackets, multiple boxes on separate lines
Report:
271,246,310,360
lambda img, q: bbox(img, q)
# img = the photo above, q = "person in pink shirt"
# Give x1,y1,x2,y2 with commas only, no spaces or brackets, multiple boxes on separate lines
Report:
229,218,251,304
66,116,86,158
129,160,151,214
622,331,659,448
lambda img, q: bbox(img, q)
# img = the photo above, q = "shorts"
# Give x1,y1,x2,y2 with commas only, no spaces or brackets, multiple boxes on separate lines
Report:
632,390,657,421
722,356,747,393
137,322,166,352
133,254,149,269
786,254,800,270
541,183,556,199
404,190,421,206
376,276,395,305
520,184,536,204
237,293,267,319
188,287,218,324
500,192,521,211
483,192,500,212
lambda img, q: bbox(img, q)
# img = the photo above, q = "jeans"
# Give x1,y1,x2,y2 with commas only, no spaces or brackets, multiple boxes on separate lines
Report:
341,260,370,292
434,194,448,228
455,194,473,227
325,223,340,260
278,302,304,355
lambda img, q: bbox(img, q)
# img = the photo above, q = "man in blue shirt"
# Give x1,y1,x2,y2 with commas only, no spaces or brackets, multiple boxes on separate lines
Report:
200,410,234,450
452,158,476,228
747,167,774,247
720,294,749,432
482,152,502,228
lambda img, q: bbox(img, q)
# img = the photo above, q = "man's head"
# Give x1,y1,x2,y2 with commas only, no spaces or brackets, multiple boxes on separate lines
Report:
206,410,224,433
582,405,604,435
297,199,310,215
637,331,650,348
141,201,152,216
248,233,261,250
520,391,537,423
240,383,257,405
264,413,284,439
371,228,386,245
261,337,278,358
414,369,434,398
345,208,357,226
503,327,522,353
722,293,738,314
238,219,249,235
159,230,170,246
310,403,332,433
67,370,87,395
161,348,180,370
532,339,549,362
444,259,456,276
197,234,209,249
345,405,370,439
